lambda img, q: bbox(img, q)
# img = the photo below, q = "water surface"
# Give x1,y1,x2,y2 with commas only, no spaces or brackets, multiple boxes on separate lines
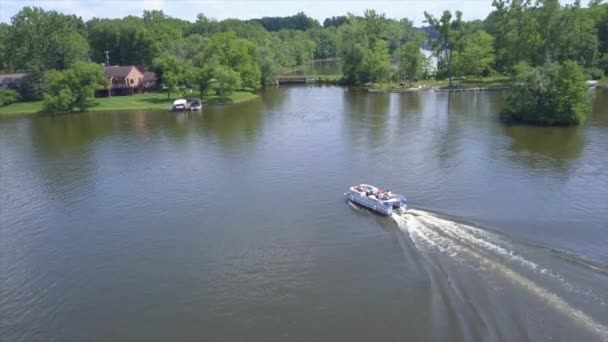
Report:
1,86,607,341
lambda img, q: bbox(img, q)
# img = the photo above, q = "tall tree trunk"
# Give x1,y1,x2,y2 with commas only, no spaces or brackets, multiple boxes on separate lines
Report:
448,50,453,88
444,38,453,88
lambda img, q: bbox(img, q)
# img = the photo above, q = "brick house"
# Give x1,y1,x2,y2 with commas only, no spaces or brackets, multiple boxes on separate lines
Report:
96,65,159,97
100,65,144,97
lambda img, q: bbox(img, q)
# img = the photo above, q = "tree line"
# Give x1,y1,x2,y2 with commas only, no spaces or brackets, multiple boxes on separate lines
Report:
0,1,607,119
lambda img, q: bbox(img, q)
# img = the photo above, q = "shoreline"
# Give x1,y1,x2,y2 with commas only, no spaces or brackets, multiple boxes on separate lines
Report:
368,86,509,93
0,91,259,117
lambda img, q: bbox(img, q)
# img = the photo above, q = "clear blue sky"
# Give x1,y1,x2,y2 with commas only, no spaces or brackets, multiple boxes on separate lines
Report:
0,0,582,25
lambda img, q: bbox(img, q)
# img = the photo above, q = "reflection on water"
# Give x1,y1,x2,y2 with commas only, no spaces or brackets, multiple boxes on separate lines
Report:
198,99,265,149
503,125,585,171
1,86,608,341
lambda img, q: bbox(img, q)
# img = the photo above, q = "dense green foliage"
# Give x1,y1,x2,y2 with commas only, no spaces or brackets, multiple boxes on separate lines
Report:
249,12,319,32
453,30,495,79
501,61,590,125
4,7,89,71
323,16,349,28
153,54,186,99
0,89,21,107
1,3,607,83
424,10,465,87
0,1,606,119
42,62,106,114
338,10,417,85
486,0,608,72
398,33,426,86
0,24,9,71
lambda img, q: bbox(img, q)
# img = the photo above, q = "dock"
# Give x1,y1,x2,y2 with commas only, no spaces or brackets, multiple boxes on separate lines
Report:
275,76,313,84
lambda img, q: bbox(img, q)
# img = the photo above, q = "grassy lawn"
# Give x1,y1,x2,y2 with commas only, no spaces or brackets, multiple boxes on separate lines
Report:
0,90,258,116
370,76,513,91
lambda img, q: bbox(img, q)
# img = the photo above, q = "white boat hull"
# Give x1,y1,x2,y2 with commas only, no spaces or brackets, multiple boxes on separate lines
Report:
345,184,407,216
346,193,393,215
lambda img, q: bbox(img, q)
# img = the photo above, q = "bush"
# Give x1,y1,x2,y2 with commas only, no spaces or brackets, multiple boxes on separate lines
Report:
0,89,21,107
500,61,590,126
42,62,106,114
584,67,604,80
42,88,73,113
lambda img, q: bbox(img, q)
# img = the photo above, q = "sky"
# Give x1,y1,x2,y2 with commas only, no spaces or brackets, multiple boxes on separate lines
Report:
0,0,581,25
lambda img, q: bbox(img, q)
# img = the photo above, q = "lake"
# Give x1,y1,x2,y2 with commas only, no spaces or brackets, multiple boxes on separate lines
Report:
1,86,607,341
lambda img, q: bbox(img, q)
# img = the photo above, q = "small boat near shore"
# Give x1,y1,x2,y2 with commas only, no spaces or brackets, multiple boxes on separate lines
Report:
169,98,202,112
345,184,407,216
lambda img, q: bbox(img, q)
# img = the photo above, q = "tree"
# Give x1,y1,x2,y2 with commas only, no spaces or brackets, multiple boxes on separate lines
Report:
338,11,395,84
397,32,425,87
362,10,389,47
214,65,241,103
42,62,106,114
0,89,21,107
485,0,541,71
552,2,599,67
0,23,10,71
177,34,208,60
500,61,589,125
192,54,217,97
198,32,262,89
323,16,349,28
453,30,495,81
143,10,188,58
153,54,186,99
6,7,89,71
363,39,391,84
87,17,156,67
276,30,316,68
257,42,281,84
424,10,464,87
250,12,319,32
535,0,561,62
308,27,338,59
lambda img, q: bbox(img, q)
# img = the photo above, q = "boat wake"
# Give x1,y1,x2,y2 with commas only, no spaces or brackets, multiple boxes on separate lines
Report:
390,209,608,342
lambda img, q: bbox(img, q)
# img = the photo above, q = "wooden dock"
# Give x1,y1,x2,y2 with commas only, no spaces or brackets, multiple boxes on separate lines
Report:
276,76,313,84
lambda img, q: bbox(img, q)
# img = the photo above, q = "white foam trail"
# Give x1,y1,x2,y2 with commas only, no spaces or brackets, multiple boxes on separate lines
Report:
403,210,607,306
392,210,608,341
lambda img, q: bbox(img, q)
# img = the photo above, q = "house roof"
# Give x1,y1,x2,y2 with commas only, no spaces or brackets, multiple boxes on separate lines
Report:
0,73,27,83
104,66,137,79
143,71,157,81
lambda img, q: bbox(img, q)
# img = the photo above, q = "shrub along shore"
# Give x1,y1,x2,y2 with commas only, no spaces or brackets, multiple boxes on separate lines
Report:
366,76,513,92
0,91,258,116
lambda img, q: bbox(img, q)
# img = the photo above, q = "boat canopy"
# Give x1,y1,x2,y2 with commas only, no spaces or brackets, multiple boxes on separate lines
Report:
173,99,187,106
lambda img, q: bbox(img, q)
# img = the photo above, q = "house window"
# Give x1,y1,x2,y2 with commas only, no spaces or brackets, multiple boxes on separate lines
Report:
130,79,134,85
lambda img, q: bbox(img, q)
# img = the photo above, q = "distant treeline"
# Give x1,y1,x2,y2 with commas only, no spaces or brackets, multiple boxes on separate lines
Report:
0,1,607,102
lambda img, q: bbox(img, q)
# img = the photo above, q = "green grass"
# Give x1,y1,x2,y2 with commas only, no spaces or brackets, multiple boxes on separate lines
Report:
0,90,258,116
370,76,513,91
0,101,41,115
